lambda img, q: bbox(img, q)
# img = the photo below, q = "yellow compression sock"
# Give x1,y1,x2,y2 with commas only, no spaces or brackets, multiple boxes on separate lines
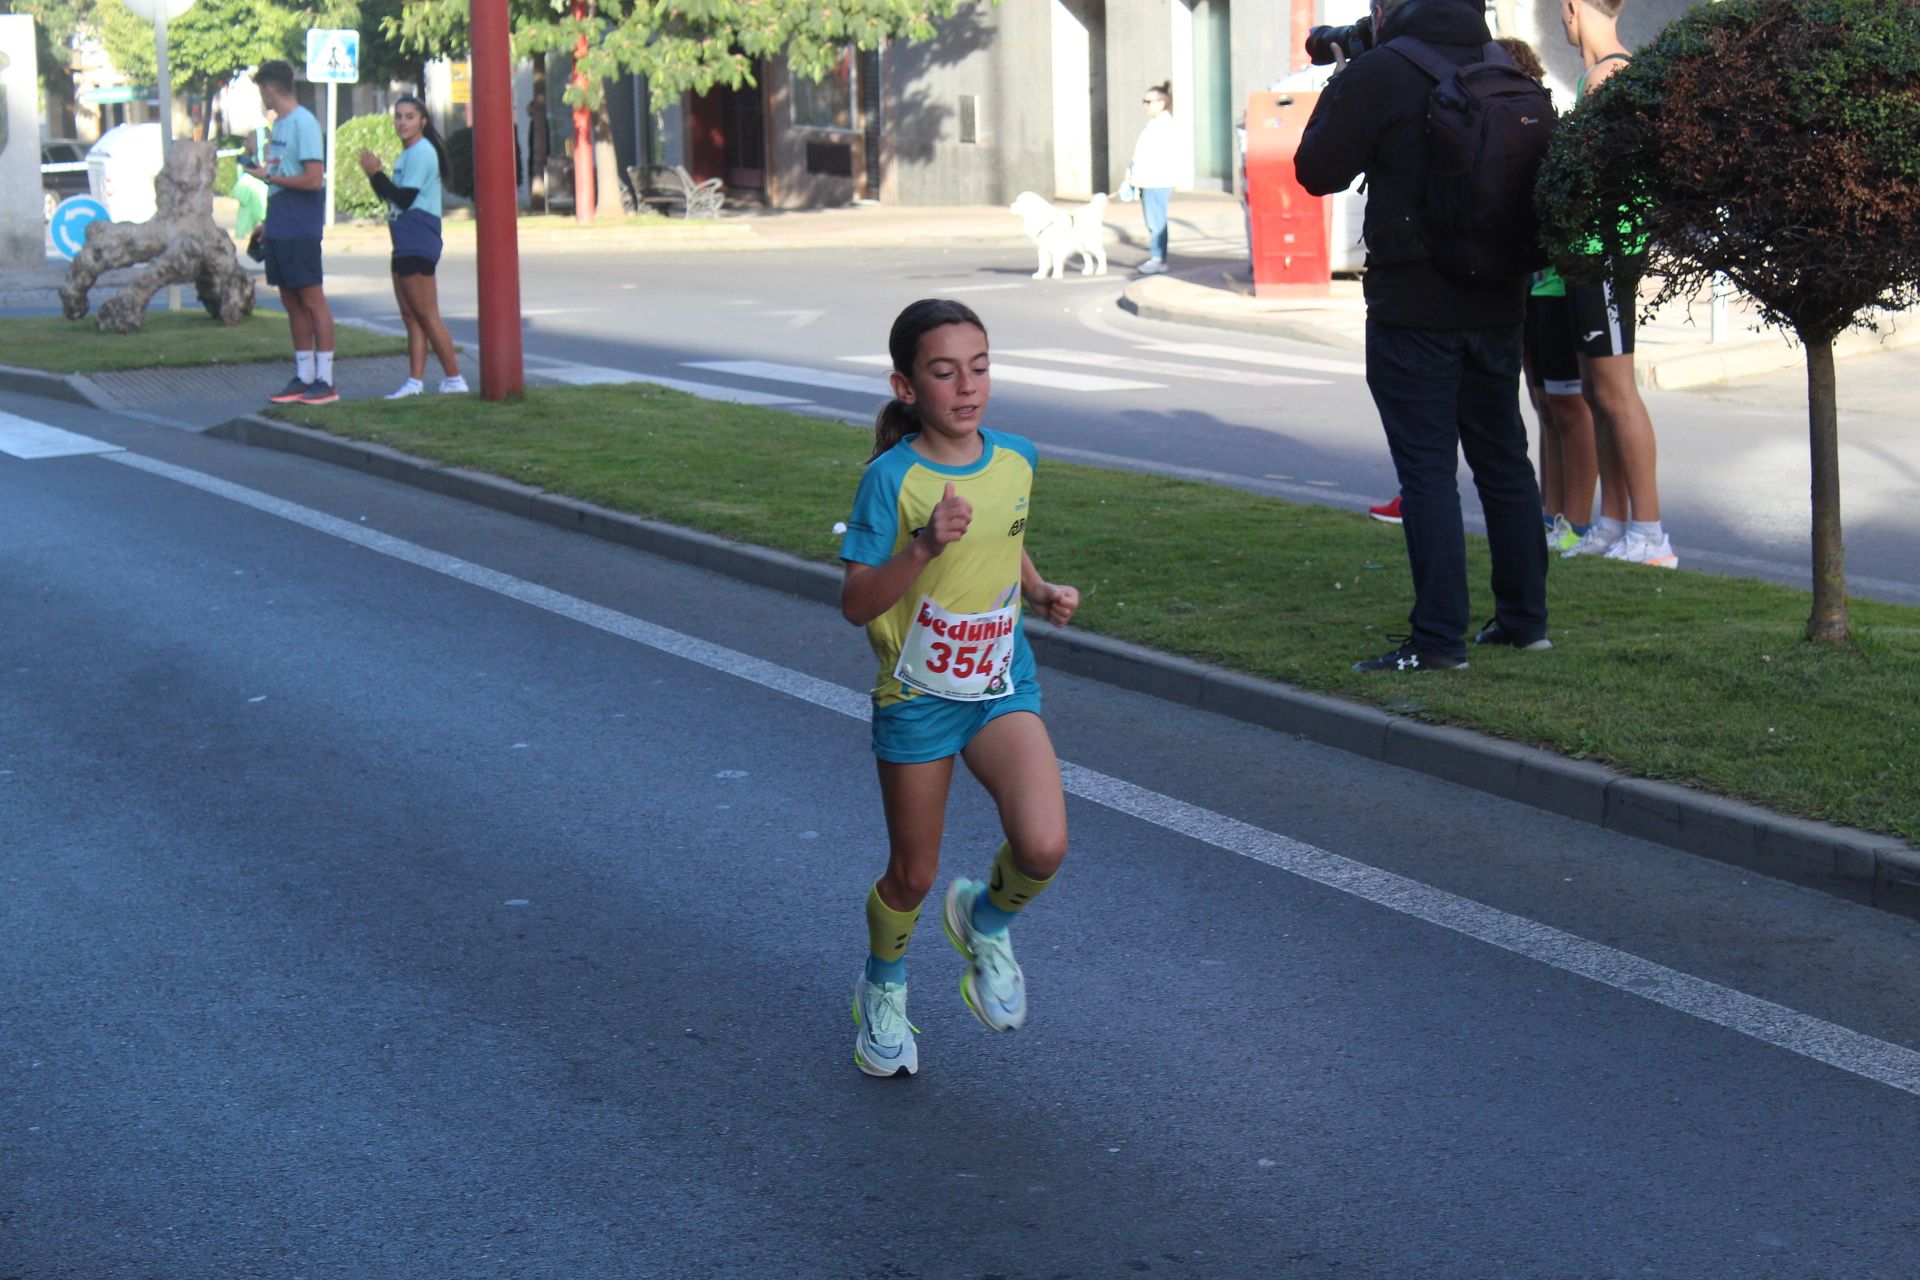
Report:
970,841,1055,934
865,882,921,965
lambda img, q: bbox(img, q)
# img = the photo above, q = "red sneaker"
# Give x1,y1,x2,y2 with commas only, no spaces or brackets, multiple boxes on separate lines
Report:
1368,495,1403,525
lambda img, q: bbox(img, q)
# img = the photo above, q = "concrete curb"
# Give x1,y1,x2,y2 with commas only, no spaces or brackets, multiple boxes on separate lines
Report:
206,410,1920,920
1120,274,1367,351
0,361,119,410
1641,311,1920,391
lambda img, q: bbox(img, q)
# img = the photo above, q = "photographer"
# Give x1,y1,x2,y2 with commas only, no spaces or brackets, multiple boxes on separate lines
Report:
1295,0,1550,672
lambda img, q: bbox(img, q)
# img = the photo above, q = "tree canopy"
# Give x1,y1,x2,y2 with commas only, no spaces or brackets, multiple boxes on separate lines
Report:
385,0,975,110
1536,0,1920,344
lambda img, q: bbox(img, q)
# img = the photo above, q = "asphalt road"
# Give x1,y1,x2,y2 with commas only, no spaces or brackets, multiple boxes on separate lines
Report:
6,388,1920,1278
308,240,1920,607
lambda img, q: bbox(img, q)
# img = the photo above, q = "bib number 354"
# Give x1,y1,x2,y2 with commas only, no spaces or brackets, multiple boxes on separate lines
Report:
894,595,1018,701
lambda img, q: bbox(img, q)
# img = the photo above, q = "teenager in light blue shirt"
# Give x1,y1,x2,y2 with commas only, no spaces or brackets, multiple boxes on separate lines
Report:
237,60,338,405
358,95,466,398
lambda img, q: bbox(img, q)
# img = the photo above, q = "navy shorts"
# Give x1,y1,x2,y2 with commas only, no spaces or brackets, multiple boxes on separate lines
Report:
870,633,1042,764
262,237,324,291
1524,293,1582,396
392,255,438,278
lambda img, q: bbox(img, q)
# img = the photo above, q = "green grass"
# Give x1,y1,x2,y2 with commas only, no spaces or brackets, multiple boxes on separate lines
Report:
277,384,1920,840
0,311,408,374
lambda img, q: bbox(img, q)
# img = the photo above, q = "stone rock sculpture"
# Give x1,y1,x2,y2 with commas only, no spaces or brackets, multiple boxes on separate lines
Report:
60,138,255,333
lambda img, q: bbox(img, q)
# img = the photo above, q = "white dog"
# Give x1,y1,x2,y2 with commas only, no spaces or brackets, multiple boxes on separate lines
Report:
1010,191,1109,280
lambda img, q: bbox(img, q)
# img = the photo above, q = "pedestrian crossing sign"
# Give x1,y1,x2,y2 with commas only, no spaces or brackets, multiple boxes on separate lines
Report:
305,29,360,84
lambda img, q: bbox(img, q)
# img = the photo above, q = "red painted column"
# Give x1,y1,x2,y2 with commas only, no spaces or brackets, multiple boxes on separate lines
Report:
470,0,524,399
571,1,596,223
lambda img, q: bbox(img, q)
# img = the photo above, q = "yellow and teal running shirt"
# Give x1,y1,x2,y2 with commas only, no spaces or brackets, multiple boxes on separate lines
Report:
840,429,1038,707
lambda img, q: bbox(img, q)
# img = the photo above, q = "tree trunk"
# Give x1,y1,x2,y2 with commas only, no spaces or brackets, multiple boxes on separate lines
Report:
595,98,624,220
1804,336,1850,644
529,61,549,211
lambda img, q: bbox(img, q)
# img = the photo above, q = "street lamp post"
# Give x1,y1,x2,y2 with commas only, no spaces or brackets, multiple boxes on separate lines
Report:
120,0,193,147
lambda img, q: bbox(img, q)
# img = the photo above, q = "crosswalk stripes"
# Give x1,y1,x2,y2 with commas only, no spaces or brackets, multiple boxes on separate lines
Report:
0,413,123,460
834,355,1164,393
998,347,1329,387
662,338,1364,405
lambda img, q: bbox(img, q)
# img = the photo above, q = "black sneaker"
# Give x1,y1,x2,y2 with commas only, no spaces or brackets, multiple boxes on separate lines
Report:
267,377,312,403
1473,618,1553,651
1352,639,1468,673
297,380,339,405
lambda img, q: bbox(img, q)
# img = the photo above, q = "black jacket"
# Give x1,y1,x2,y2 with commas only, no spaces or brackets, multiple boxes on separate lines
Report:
1295,0,1526,329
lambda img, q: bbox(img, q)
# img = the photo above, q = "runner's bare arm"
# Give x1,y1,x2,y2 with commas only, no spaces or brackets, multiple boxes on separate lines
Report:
842,485,972,626
1020,552,1080,628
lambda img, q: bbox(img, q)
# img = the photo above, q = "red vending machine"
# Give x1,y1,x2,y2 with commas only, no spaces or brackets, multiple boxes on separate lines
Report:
1244,89,1332,297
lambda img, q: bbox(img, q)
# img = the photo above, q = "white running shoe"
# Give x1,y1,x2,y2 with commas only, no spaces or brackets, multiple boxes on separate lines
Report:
943,878,1027,1032
852,973,918,1077
1561,525,1623,559
437,375,469,394
1604,532,1680,568
384,378,423,400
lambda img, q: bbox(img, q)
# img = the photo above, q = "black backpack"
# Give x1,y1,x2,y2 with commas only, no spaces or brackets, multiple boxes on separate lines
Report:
1383,36,1559,281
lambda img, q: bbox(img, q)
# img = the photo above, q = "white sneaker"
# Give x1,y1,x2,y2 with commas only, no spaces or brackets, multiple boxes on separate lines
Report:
943,878,1027,1032
437,375,469,394
852,973,918,1077
1604,532,1679,568
1136,259,1169,275
384,379,423,400
1561,525,1623,559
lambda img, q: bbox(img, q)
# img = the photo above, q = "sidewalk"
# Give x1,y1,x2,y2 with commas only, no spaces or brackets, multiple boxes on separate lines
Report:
1122,261,1920,390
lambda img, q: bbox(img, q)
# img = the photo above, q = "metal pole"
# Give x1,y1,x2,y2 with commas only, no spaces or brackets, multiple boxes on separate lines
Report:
323,81,337,226
154,9,172,148
471,0,525,399
156,9,180,310
571,0,595,223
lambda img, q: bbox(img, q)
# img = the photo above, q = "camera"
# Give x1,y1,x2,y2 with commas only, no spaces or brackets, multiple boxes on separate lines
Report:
1304,13,1375,65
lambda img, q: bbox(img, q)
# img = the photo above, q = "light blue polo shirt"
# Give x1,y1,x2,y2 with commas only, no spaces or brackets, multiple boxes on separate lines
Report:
390,138,443,218
263,104,326,240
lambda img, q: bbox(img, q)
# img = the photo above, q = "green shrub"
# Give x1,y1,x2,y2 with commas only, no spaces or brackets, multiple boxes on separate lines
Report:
333,112,404,221
212,133,247,198
446,125,475,199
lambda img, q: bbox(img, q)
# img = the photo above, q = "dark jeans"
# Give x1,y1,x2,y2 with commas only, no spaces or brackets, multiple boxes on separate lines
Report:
1365,320,1548,659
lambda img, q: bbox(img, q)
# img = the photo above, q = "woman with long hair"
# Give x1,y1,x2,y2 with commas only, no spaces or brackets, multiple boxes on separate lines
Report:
358,96,466,397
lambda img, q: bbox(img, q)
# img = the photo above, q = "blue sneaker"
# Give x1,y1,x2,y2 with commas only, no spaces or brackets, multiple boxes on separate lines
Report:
943,878,1027,1031
852,973,918,1077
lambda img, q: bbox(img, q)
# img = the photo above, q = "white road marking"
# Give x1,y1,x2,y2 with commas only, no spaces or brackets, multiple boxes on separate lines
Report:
1000,347,1329,387
0,414,124,460
93,447,1920,1100
765,309,826,329
540,365,810,406
837,354,1164,394
1136,340,1368,377
684,360,892,398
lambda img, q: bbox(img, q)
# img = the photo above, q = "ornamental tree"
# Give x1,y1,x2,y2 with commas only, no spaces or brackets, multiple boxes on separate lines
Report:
1536,0,1920,644
385,0,980,221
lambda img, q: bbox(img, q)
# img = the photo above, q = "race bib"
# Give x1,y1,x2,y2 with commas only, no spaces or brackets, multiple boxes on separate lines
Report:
893,595,1019,702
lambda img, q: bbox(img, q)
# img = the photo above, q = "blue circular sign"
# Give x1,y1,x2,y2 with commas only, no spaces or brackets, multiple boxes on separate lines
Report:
50,196,110,260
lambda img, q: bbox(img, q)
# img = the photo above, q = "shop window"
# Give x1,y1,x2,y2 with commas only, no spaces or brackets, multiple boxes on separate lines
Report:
792,49,856,131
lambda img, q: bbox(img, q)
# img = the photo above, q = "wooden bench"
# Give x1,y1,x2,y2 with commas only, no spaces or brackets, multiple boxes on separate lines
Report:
630,164,726,220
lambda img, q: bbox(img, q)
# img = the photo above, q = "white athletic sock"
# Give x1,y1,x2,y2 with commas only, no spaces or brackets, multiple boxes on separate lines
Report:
1595,515,1627,539
1628,519,1664,544
315,350,335,384
295,350,315,382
